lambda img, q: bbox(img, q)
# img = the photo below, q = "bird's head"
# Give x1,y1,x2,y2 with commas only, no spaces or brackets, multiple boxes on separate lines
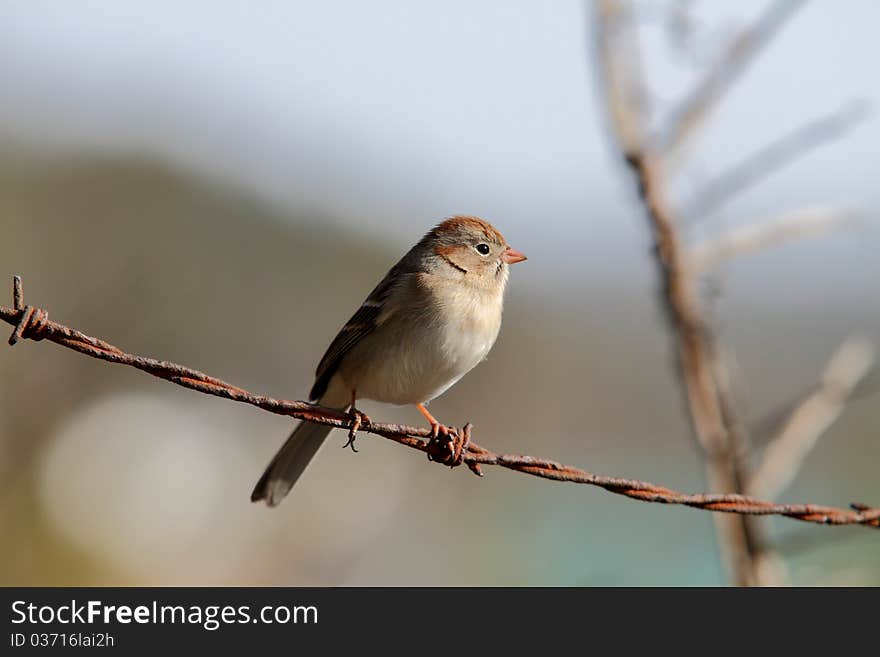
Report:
425,215,526,283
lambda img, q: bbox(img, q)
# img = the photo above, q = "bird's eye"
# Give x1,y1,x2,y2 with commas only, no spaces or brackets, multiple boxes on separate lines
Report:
475,243,490,255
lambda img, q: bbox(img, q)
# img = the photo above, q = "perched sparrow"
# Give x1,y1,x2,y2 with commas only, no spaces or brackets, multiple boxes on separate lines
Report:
251,216,526,506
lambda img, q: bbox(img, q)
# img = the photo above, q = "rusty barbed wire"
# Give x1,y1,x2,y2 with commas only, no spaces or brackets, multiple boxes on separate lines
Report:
2,275,879,528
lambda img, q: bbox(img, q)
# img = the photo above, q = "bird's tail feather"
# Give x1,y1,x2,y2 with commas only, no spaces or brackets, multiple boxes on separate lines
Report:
251,396,346,506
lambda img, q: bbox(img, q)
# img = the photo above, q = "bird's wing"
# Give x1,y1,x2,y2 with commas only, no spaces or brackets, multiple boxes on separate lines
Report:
309,264,406,401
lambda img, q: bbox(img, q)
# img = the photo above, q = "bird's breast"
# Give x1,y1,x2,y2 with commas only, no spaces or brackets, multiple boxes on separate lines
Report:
436,286,503,369
341,278,504,405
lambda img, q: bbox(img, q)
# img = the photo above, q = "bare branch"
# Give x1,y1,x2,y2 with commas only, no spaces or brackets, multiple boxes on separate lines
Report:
710,344,785,585
749,338,876,500
596,1,776,587
594,0,872,586
659,0,806,155
689,206,855,272
2,276,878,528
685,101,873,220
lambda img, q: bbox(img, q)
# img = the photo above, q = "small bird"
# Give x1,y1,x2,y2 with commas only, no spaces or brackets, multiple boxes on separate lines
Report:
251,216,526,506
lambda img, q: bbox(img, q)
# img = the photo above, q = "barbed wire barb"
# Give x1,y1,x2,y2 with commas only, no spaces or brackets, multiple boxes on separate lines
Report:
2,275,878,528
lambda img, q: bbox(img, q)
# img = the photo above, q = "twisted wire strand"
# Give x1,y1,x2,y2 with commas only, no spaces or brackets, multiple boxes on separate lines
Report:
2,276,877,528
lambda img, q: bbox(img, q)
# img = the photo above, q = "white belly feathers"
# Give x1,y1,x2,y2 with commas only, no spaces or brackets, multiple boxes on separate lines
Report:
336,274,504,405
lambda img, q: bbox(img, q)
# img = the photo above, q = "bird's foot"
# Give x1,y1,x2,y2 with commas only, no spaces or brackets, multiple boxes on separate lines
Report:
343,407,371,452
426,421,455,463
427,422,477,473
429,421,454,441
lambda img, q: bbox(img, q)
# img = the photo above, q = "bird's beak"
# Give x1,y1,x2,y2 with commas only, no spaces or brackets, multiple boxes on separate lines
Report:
501,246,527,265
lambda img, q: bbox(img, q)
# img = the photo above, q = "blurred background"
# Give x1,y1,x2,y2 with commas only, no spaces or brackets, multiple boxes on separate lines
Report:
1,1,878,586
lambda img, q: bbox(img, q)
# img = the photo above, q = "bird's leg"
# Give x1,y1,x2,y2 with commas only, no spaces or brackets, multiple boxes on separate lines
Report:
343,389,370,452
416,403,453,440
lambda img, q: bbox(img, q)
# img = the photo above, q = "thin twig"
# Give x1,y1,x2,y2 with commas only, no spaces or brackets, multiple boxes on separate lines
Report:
749,339,876,500
689,206,855,273
2,275,878,528
658,0,806,155
595,0,648,155
685,101,872,221
665,0,697,60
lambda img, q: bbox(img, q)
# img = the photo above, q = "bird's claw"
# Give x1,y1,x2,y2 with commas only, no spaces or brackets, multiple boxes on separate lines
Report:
343,407,371,452
427,422,477,473
426,422,455,463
